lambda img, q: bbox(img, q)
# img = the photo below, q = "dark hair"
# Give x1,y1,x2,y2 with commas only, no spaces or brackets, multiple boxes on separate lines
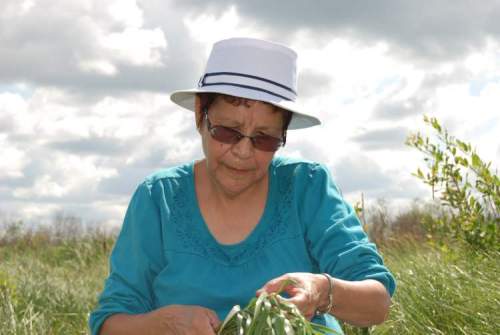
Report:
197,93,292,145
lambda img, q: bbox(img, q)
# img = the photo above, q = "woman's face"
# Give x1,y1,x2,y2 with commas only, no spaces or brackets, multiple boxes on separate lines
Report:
196,95,284,198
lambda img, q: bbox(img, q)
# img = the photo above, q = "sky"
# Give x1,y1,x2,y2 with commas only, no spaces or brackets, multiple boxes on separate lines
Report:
1,0,499,228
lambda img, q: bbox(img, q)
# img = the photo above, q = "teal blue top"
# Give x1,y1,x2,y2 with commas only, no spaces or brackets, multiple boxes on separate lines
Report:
89,157,396,335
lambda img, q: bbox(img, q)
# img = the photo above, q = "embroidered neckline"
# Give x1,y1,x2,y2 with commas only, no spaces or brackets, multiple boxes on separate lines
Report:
190,162,275,248
171,159,293,266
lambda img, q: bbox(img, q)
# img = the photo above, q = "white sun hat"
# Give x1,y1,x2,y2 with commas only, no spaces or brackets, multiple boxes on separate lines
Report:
170,37,321,129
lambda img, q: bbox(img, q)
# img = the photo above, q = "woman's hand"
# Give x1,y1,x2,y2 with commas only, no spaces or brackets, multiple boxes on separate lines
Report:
258,274,392,328
100,305,221,335
256,272,328,320
155,305,221,335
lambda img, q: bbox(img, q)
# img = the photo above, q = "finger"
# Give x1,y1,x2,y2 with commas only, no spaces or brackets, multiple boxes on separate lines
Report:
198,310,219,335
286,292,307,310
202,320,217,335
285,292,317,320
303,310,315,321
205,309,221,331
256,275,292,295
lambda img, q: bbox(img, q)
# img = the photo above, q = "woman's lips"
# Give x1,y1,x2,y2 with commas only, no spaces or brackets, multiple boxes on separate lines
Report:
225,164,251,174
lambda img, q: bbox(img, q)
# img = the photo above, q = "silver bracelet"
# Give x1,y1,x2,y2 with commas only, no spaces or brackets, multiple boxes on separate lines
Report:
315,273,334,316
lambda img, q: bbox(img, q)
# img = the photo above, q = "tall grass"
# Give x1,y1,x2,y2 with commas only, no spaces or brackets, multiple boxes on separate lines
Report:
343,240,500,334
1,223,498,334
0,236,111,334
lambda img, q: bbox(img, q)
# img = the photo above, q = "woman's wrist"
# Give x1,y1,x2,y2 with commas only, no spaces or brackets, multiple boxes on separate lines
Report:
315,273,334,315
149,305,187,335
101,311,164,335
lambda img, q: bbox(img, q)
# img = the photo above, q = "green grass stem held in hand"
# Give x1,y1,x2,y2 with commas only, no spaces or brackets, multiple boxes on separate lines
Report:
217,280,340,335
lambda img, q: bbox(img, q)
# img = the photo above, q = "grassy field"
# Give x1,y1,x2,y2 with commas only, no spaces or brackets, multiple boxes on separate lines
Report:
1,236,499,334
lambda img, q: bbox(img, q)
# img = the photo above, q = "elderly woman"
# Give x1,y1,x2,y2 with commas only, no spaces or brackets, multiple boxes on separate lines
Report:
89,38,395,335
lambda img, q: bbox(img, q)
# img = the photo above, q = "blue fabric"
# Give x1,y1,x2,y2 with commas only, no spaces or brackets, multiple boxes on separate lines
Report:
89,157,396,335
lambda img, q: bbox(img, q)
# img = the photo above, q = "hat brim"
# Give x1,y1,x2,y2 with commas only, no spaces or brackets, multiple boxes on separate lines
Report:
170,86,320,130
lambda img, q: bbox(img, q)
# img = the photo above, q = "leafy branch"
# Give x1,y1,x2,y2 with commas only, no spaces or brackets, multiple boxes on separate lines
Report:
406,115,499,250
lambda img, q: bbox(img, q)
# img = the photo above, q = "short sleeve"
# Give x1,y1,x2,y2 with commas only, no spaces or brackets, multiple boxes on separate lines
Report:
88,181,166,335
299,163,396,297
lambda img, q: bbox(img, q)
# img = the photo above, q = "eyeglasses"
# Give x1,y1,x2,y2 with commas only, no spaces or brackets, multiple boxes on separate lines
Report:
203,108,283,152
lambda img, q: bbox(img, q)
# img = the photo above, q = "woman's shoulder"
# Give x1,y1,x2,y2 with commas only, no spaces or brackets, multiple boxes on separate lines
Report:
271,156,341,195
142,161,194,187
271,156,328,177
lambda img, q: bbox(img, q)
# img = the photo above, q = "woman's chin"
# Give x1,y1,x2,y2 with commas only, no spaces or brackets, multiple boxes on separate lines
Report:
212,165,267,198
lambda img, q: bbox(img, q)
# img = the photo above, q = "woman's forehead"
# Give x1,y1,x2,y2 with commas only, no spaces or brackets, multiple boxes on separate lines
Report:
213,96,278,114
211,99,282,124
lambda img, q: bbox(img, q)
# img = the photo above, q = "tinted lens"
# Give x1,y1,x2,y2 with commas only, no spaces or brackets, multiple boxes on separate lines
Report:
211,127,282,152
206,113,282,152
253,135,283,152
211,126,242,144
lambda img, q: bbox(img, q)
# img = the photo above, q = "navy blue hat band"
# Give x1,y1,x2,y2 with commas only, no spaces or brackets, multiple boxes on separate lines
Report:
198,71,296,101
200,82,292,101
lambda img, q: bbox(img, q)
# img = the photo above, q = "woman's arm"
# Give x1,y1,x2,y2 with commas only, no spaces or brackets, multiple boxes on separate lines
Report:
89,182,165,334
291,163,396,326
320,277,391,327
100,312,157,335
258,273,391,327
100,305,220,335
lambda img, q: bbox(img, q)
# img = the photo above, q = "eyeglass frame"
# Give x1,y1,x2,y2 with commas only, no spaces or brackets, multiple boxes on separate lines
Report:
202,107,285,152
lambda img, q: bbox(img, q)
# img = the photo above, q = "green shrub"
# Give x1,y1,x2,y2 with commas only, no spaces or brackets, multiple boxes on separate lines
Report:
406,115,500,250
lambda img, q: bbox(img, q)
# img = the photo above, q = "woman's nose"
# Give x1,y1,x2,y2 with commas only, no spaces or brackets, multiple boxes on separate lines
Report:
230,136,254,159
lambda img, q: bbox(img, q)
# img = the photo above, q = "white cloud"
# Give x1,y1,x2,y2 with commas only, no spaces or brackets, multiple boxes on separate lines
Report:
464,38,500,76
292,35,418,126
79,59,118,76
21,0,35,13
0,136,27,178
1,0,168,87
14,175,66,198
82,0,168,70
184,6,267,55
99,27,167,66
1,1,499,227
12,202,62,224
108,0,143,28
13,154,117,200
0,91,28,115
0,82,200,225
432,81,500,167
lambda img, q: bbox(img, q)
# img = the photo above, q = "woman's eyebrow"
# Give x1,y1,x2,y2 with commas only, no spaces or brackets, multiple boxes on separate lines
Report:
254,125,281,132
211,116,240,125
212,116,281,131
